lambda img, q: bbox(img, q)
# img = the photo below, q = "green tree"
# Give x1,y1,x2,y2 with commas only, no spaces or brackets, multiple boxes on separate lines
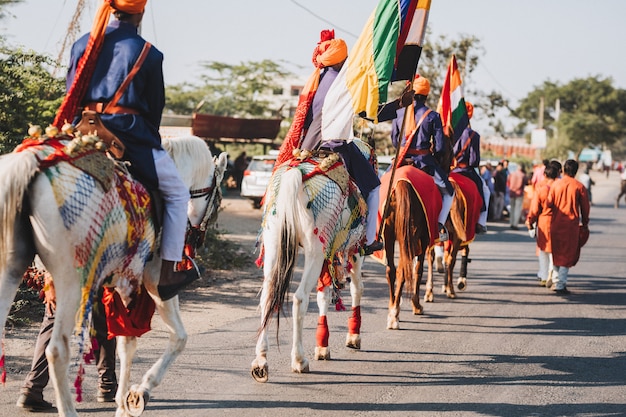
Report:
165,60,292,117
514,76,626,159
0,46,65,154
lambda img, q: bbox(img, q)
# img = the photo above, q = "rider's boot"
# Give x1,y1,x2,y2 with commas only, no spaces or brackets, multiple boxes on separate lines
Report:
157,260,200,301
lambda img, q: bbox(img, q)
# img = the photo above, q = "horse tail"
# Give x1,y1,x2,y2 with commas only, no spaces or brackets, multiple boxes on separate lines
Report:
449,182,468,242
0,152,39,271
261,168,302,333
394,180,424,296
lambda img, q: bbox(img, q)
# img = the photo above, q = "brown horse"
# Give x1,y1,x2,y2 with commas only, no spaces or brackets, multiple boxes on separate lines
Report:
425,173,481,302
378,166,440,330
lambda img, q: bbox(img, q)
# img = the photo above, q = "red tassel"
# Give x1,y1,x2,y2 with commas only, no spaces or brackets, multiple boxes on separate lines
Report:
319,29,335,43
0,338,6,385
335,297,346,311
316,316,329,347
348,306,361,335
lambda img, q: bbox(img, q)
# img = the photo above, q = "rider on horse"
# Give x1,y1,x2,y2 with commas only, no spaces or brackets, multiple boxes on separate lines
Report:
450,102,489,234
379,75,454,242
58,0,196,301
290,30,383,255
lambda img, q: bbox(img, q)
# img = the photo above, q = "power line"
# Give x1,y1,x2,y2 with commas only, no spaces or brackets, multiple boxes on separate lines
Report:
289,0,359,40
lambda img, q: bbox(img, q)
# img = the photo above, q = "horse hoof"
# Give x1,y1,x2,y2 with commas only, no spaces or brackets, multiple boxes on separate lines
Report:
413,306,424,315
346,333,361,350
386,318,399,330
251,363,269,383
447,292,456,299
457,277,467,291
314,346,331,360
123,387,149,417
291,361,310,374
424,292,434,303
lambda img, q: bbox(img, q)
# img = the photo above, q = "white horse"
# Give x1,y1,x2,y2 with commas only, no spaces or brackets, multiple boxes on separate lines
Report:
0,134,227,417
251,153,367,382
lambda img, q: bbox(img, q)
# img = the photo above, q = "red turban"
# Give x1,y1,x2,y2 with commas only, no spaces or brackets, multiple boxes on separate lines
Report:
466,101,474,119
413,75,430,96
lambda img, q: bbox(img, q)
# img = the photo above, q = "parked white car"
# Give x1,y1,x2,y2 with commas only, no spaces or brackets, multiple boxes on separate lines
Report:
240,153,277,208
376,155,393,178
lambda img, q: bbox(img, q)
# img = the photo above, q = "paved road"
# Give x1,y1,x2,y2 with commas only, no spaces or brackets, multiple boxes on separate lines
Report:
1,170,625,417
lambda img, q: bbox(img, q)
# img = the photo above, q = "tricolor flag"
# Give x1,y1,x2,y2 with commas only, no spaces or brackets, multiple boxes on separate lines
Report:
436,54,469,142
321,0,431,139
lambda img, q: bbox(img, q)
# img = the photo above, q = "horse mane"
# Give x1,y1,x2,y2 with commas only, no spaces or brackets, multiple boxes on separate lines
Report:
162,136,214,188
0,151,40,271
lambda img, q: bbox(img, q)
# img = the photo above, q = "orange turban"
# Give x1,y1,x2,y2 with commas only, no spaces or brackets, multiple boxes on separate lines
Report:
111,0,147,14
413,75,430,96
312,39,348,69
466,101,474,119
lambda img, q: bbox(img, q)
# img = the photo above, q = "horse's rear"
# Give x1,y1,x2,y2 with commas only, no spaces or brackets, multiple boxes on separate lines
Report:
252,156,366,382
425,176,478,303
0,135,227,417
383,179,430,330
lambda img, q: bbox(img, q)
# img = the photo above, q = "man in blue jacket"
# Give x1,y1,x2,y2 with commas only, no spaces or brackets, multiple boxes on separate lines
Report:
66,0,194,301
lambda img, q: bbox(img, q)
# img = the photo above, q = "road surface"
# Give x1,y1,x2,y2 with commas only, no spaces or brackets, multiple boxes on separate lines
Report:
1,169,625,417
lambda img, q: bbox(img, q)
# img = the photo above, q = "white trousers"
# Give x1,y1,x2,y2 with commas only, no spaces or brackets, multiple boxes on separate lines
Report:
366,186,380,245
153,148,190,261
433,170,454,226
538,250,553,281
552,266,569,290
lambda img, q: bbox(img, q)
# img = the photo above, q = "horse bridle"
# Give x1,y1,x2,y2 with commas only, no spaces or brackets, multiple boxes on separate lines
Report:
186,167,222,248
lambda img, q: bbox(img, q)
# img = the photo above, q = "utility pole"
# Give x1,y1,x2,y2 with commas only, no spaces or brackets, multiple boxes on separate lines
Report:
538,96,545,129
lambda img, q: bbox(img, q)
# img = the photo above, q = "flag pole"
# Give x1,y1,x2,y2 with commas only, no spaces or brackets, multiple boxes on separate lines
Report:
378,83,412,239
376,50,422,242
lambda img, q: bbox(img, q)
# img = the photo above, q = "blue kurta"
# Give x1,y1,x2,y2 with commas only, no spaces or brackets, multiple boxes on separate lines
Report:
68,20,165,190
388,102,452,194
452,126,486,210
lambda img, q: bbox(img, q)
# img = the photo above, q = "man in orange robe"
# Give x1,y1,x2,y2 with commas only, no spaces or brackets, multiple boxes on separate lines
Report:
526,161,561,286
547,159,590,294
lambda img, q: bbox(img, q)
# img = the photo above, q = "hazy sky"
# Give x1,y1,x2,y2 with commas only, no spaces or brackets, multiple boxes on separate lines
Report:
3,0,625,131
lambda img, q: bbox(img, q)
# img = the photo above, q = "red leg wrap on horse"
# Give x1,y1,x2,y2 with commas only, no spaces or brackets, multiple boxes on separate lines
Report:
316,315,329,347
348,306,361,335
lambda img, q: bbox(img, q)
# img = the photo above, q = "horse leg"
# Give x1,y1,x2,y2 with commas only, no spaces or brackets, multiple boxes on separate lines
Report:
124,292,186,416
0,214,34,332
43,268,81,417
251,273,271,382
411,254,425,315
444,242,458,299
424,246,435,303
457,245,470,291
115,335,137,417
291,250,323,373
251,242,278,382
384,227,401,330
314,286,331,360
116,261,185,416
346,255,364,349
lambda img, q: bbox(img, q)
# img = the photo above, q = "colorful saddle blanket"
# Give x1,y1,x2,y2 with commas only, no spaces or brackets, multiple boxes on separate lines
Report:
261,154,367,283
17,134,155,333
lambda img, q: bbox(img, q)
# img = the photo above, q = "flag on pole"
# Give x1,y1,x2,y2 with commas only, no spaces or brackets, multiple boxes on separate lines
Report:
321,0,432,139
436,54,468,142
